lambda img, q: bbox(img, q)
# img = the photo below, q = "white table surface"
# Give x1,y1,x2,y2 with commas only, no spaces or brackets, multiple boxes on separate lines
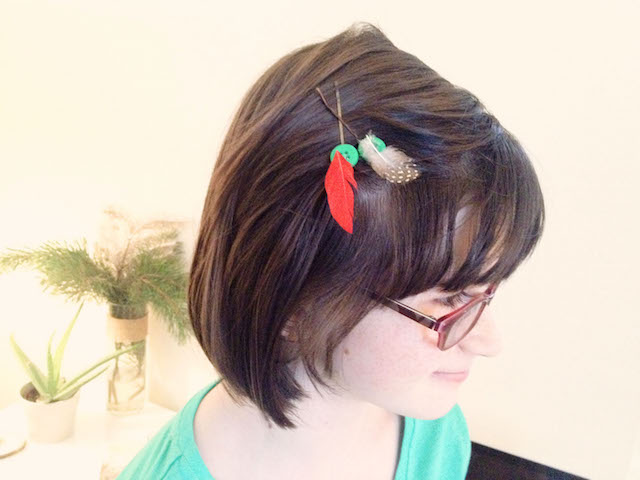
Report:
0,382,176,480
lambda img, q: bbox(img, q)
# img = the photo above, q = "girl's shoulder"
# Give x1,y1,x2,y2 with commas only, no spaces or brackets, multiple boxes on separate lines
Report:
116,380,220,480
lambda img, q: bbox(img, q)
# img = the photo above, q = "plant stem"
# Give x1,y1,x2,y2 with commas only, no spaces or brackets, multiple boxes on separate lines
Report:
127,383,145,402
109,354,120,405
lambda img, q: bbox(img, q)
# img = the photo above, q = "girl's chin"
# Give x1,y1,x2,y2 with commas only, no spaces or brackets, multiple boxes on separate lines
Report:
416,402,458,420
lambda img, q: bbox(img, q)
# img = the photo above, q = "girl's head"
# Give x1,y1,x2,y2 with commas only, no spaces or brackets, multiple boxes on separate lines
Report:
189,22,545,429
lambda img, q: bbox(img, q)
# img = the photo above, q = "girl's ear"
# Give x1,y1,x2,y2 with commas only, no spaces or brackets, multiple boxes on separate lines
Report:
279,314,302,364
280,307,309,342
281,307,307,343
280,318,299,342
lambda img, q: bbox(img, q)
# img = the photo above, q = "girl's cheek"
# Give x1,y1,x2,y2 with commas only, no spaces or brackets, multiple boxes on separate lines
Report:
332,308,447,390
420,324,440,348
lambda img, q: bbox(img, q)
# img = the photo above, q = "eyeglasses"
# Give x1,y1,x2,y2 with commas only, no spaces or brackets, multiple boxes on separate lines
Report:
368,283,499,351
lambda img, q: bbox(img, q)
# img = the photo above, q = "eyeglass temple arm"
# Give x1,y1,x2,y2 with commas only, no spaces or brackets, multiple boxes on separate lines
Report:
384,297,439,328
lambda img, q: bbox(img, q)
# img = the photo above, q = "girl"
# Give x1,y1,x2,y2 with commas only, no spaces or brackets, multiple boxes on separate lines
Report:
118,22,545,480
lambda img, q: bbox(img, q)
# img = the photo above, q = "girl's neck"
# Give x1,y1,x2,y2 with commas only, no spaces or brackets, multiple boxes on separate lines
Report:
193,373,403,479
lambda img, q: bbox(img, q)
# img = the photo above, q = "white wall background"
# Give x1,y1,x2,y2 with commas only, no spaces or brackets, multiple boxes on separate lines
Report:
1,1,638,479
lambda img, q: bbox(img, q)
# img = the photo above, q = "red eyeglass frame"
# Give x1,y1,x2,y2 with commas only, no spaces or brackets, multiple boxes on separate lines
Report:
368,282,500,351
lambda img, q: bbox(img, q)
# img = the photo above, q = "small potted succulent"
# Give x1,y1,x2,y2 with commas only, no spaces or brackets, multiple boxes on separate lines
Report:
0,206,193,414
10,301,140,443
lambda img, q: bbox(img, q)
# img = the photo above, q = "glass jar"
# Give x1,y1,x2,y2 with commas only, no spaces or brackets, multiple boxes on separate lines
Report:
105,303,147,415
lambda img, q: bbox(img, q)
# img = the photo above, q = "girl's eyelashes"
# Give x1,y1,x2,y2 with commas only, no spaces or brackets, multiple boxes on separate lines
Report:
438,291,472,308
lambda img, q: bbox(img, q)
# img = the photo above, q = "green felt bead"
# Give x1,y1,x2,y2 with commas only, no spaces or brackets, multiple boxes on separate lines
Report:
330,144,359,166
358,135,386,156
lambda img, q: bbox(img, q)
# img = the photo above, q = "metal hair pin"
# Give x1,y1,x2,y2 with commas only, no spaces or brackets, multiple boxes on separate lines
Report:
315,82,420,234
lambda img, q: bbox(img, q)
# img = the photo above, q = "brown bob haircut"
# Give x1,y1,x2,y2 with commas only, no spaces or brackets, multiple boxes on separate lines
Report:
188,22,545,429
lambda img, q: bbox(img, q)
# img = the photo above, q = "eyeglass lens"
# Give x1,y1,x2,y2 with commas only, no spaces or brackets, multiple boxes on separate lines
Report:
438,301,486,350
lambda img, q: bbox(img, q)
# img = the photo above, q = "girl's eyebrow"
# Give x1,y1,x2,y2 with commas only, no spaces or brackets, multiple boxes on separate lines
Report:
465,285,490,297
438,285,487,298
417,288,462,300
414,284,486,302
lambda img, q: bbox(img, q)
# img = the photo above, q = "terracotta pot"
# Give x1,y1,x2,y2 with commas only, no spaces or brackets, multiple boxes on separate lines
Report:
19,382,80,443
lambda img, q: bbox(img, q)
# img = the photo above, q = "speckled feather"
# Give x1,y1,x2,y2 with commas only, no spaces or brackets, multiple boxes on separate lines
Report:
358,132,420,183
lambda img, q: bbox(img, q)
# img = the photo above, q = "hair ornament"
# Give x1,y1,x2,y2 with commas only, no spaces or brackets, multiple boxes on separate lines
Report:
357,131,420,184
315,82,421,234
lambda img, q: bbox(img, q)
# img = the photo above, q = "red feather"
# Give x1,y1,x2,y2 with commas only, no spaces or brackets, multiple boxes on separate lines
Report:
324,150,358,234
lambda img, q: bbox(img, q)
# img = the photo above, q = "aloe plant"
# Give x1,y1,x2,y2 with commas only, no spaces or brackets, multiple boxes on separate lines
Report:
10,301,142,403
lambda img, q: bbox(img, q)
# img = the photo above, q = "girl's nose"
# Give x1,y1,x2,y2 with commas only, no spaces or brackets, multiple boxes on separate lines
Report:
458,309,503,357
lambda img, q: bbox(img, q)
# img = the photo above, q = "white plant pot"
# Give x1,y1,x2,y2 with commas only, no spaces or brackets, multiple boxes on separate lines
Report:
19,382,80,443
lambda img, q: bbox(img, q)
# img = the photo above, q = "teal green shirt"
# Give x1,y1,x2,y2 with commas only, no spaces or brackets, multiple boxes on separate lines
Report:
117,378,471,479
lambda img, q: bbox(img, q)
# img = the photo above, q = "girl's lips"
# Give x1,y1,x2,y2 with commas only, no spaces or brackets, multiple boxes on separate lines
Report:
432,370,469,382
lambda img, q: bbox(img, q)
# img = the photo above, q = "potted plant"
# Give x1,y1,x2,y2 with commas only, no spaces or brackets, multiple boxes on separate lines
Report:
10,301,140,443
0,206,193,414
